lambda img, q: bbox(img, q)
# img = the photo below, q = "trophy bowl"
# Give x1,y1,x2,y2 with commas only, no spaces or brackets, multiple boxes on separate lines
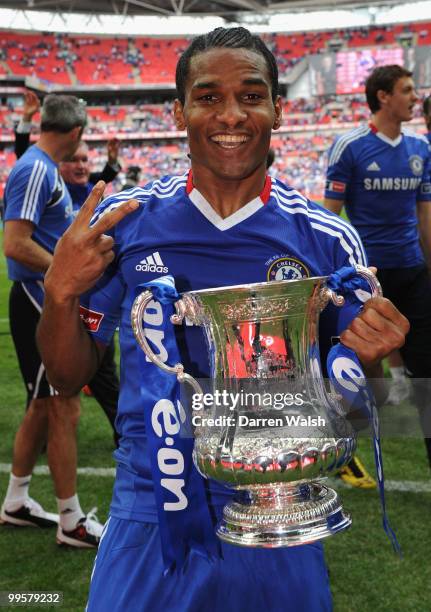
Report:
132,270,381,548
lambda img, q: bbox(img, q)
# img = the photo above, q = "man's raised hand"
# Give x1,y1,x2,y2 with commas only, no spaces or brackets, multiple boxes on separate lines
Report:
22,90,40,121
107,138,120,164
44,181,139,302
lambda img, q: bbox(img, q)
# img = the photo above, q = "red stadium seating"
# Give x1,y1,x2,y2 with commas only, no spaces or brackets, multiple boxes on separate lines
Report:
1,23,431,86
1,21,431,200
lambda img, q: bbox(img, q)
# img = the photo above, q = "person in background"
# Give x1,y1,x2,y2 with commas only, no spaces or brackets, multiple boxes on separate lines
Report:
1,94,104,548
391,94,431,408
14,91,121,446
59,143,121,445
14,90,122,185
386,349,411,405
384,92,431,406
37,28,408,611
325,65,431,473
121,165,141,191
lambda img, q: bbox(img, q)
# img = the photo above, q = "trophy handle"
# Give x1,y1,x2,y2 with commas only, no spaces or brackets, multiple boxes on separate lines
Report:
353,264,383,298
131,290,203,396
321,264,383,309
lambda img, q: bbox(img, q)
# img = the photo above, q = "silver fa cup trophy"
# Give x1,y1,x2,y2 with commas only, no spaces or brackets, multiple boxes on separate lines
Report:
131,268,381,548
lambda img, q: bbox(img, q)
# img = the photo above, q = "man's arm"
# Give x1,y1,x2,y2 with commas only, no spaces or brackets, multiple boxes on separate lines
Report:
3,220,52,272
15,132,31,160
323,198,344,215
14,90,40,159
324,135,353,215
89,138,121,185
90,163,120,185
37,182,139,396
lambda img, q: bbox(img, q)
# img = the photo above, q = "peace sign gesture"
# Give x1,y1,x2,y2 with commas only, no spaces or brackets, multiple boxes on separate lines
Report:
44,181,139,301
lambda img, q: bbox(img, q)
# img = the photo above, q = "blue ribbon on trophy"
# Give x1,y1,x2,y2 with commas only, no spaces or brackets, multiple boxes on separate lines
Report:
133,276,219,573
326,266,401,554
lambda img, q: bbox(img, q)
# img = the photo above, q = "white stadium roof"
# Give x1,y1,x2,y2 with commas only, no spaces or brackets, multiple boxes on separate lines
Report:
0,0,431,34
0,0,420,17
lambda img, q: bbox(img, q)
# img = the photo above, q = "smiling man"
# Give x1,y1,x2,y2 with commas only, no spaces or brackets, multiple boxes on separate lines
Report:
59,139,121,206
324,65,431,475
37,30,408,612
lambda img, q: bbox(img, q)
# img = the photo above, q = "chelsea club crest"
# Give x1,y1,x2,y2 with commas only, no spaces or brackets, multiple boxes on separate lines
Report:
409,155,423,177
267,256,310,281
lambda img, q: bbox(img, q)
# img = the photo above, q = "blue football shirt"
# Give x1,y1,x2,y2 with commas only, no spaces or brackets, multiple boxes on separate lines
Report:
4,145,74,281
325,124,431,268
80,171,366,523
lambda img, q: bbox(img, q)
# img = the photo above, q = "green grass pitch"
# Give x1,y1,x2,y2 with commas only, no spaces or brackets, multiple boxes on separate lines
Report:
0,230,430,611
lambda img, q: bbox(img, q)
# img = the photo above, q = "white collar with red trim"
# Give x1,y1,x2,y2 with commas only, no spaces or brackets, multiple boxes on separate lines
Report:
369,122,402,147
186,170,272,231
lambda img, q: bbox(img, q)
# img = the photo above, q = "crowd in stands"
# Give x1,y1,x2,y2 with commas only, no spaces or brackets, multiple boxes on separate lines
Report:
2,85,430,201
71,137,329,201
2,90,429,139
265,22,431,72
0,135,330,202
1,21,431,201
0,101,179,136
1,21,431,86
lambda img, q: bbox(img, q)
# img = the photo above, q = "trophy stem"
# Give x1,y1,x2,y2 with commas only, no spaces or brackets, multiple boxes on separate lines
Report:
217,482,351,548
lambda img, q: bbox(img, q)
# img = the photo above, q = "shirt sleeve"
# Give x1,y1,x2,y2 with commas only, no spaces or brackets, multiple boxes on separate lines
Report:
334,217,368,271
418,143,431,201
324,138,353,201
4,159,51,224
14,129,31,159
319,223,369,365
79,263,126,345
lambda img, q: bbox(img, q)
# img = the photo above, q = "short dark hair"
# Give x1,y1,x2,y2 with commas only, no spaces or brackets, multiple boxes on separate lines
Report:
424,95,431,117
365,65,413,113
175,27,279,105
41,94,87,133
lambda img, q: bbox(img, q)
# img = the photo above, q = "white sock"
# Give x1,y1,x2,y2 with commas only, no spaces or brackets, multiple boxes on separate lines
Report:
57,494,84,531
390,366,406,381
3,473,32,511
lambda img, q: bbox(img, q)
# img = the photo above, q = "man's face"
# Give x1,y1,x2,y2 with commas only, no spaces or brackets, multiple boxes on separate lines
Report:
174,47,282,182
60,143,90,186
382,76,418,122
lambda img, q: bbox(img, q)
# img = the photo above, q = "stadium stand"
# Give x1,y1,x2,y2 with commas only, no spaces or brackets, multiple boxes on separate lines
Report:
1,94,427,137
1,21,430,201
1,22,431,86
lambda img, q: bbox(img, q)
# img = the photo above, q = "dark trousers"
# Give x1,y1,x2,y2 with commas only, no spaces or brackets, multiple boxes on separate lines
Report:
377,265,431,467
88,339,120,445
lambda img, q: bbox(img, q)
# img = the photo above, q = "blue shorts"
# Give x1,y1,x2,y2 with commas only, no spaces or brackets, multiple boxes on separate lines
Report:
87,517,332,612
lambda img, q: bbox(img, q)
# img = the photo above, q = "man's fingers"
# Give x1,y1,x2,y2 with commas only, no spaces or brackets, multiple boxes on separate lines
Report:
71,182,139,246
91,198,139,235
74,181,106,227
97,234,115,254
362,297,410,334
340,296,410,368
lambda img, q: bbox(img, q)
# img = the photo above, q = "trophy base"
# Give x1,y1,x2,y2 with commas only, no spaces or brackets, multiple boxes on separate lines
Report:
217,482,351,548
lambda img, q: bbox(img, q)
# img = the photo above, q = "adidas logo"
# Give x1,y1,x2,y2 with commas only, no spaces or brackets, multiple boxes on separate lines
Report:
135,252,168,273
366,161,381,171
